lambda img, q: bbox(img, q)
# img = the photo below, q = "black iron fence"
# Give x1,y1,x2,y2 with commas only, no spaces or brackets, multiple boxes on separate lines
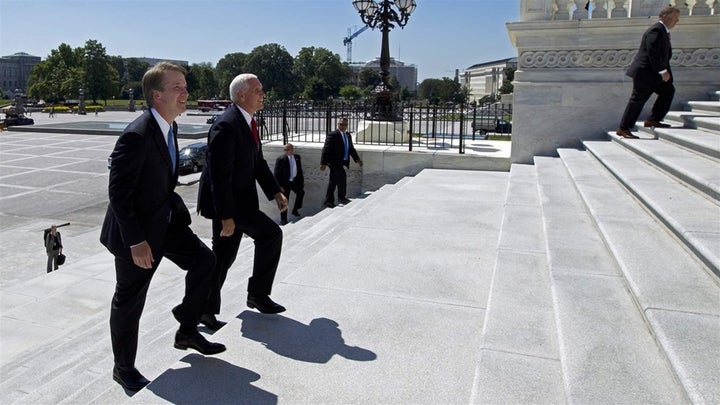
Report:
256,100,512,154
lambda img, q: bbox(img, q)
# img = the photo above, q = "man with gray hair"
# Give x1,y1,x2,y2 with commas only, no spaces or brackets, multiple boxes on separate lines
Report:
616,5,680,139
197,73,289,330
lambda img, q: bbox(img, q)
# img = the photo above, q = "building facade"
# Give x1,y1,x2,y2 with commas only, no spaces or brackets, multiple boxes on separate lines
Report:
349,57,418,92
1,52,42,98
131,57,189,67
462,57,517,102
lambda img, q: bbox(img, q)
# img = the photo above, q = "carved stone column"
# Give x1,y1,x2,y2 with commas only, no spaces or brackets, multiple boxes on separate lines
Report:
692,0,712,15
632,0,665,18
610,0,628,17
554,0,571,20
592,0,608,18
573,0,589,19
521,0,555,21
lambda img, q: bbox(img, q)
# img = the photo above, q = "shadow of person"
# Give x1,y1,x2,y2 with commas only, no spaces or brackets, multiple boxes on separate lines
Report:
238,311,377,363
147,353,277,405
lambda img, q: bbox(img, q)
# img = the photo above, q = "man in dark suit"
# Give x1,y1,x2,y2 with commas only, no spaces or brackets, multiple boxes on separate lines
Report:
617,6,680,139
197,73,289,328
101,62,225,392
320,117,362,207
274,143,305,225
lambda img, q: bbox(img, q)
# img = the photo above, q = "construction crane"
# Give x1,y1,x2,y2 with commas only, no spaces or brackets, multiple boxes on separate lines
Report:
343,25,369,63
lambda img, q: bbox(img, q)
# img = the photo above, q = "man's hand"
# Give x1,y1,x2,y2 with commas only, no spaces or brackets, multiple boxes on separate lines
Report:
320,164,327,171
358,159,363,167
661,71,671,82
220,218,235,237
275,192,288,212
130,241,154,269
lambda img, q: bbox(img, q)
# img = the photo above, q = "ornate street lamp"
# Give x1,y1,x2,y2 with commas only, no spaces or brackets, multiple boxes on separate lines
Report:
352,0,416,121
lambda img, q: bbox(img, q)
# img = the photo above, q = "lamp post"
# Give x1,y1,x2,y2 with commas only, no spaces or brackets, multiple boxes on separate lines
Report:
352,0,416,121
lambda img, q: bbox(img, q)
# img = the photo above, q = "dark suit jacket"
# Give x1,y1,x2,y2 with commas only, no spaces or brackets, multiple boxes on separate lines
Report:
197,104,280,220
273,153,304,190
100,110,190,258
321,130,360,168
626,22,672,82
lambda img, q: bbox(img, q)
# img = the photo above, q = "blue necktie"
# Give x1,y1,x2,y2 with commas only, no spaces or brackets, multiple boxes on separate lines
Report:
167,128,176,172
342,132,349,160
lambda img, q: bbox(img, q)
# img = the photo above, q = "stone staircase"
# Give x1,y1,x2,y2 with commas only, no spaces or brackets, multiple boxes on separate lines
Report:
474,90,719,404
1,92,718,404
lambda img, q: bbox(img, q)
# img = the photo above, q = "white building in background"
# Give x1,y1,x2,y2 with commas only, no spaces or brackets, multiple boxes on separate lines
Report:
131,57,188,67
462,57,517,102
349,57,418,92
1,52,42,98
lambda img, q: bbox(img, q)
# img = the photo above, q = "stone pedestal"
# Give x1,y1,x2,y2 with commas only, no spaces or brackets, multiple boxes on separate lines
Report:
506,15,720,164
355,120,410,143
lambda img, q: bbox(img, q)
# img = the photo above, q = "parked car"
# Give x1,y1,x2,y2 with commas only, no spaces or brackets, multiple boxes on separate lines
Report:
178,142,208,175
471,117,512,135
206,114,220,124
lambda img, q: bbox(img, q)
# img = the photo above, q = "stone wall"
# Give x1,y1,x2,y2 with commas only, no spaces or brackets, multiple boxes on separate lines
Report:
506,14,720,163
255,142,510,219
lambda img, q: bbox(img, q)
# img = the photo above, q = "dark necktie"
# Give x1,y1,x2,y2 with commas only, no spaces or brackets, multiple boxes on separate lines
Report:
342,132,349,160
167,127,176,172
251,118,259,145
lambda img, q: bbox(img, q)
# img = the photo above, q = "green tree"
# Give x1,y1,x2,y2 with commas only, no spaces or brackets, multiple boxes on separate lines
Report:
498,66,516,95
245,44,295,99
83,40,119,103
121,58,150,100
27,43,84,103
417,77,461,104
339,84,364,100
186,62,218,100
215,52,248,98
293,47,352,100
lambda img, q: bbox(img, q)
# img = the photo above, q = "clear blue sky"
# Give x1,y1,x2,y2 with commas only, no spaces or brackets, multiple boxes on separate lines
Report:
0,0,518,82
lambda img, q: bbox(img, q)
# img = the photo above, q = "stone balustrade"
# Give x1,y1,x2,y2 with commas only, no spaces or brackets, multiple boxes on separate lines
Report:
521,0,717,21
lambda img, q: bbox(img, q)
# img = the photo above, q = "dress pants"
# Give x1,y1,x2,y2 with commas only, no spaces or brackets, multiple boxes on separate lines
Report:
324,163,347,205
47,251,59,272
280,180,304,222
207,210,282,314
109,225,216,370
620,75,675,130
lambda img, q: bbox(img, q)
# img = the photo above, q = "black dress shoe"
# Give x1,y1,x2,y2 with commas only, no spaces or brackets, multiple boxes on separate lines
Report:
338,198,351,205
643,120,671,128
616,128,639,139
113,366,150,392
247,294,286,314
174,330,226,355
291,210,300,217
324,202,335,208
199,313,227,331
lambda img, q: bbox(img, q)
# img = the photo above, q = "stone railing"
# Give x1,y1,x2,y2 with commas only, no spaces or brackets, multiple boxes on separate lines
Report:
521,0,717,21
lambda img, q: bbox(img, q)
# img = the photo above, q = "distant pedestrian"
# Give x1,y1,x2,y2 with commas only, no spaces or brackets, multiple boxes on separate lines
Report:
320,117,362,208
274,143,305,225
44,224,63,272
